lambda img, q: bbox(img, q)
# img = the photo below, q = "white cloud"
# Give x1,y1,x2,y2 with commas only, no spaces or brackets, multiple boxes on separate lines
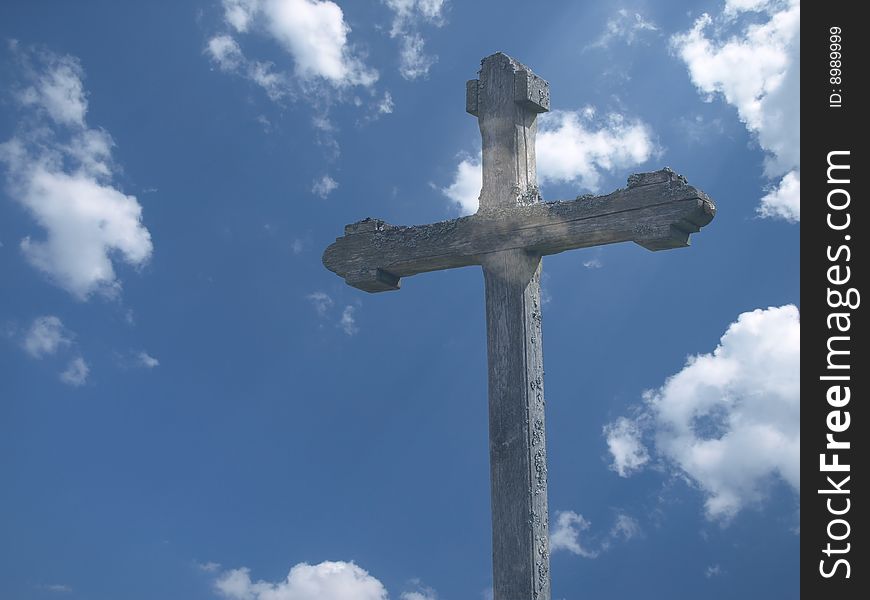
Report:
706,564,723,578
212,0,377,93
137,351,160,368
604,305,800,521
537,109,657,189
550,511,641,558
60,356,89,386
23,315,70,358
758,169,799,222
441,154,481,214
583,258,603,269
385,0,447,79
198,561,222,573
442,108,656,214
400,580,438,600
672,0,800,220
587,8,659,49
604,416,649,477
612,513,640,538
312,174,339,198
402,592,436,600
307,291,334,316
340,305,358,335
550,510,597,558
261,0,376,86
17,53,87,127
223,0,260,33
214,561,388,600
377,91,394,115
207,34,245,71
206,35,287,101
396,34,434,81
601,513,641,552
1,49,153,300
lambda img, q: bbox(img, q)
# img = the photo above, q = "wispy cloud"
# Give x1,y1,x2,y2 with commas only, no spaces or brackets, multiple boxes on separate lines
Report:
307,293,359,335
586,9,659,50
384,0,448,80
197,561,222,573
36,584,72,593
137,351,160,368
340,305,358,336
60,356,89,386
307,291,334,316
550,510,641,558
23,315,70,358
312,174,339,198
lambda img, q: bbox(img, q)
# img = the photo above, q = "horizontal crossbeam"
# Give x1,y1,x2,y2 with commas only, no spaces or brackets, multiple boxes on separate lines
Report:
322,168,715,292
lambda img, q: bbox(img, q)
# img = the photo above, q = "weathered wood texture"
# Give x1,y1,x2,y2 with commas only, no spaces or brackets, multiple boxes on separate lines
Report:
321,51,716,600
483,250,549,600
322,168,715,293
470,52,549,211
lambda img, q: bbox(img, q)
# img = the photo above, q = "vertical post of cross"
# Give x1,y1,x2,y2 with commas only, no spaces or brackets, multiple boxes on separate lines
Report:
468,53,552,600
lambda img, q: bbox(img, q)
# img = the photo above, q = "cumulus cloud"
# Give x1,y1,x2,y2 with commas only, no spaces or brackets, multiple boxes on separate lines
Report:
214,561,388,600
441,154,481,214
672,0,800,221
604,305,800,521
758,169,799,223
587,8,659,50
550,510,641,558
312,174,339,198
23,315,70,358
384,0,447,79
442,107,656,214
209,0,377,99
60,356,89,386
0,48,153,299
537,108,657,189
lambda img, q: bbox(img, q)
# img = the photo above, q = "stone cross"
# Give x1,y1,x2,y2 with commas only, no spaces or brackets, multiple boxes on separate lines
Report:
322,53,715,599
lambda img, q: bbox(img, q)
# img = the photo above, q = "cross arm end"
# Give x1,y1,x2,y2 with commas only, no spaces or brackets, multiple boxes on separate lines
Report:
627,168,716,251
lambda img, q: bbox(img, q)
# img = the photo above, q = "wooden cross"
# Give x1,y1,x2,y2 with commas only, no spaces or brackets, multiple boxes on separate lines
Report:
322,53,715,599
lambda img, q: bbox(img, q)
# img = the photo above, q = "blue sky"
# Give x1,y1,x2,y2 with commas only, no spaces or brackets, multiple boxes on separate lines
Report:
0,1,800,599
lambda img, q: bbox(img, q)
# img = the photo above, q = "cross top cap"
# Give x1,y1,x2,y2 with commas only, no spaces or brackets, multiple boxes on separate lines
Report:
466,52,550,117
